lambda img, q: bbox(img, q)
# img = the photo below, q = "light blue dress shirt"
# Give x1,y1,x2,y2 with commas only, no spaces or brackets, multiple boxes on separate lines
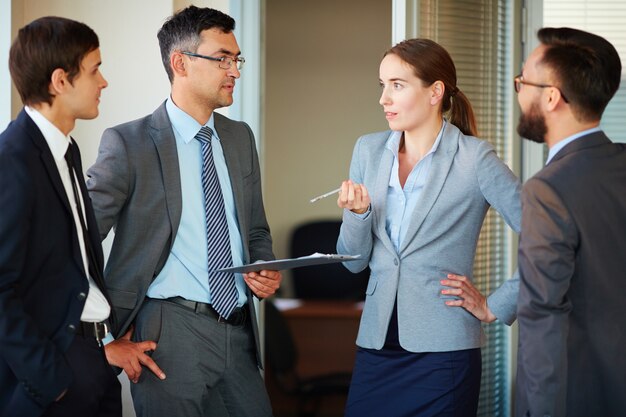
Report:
146,98,247,307
385,120,445,251
546,126,602,164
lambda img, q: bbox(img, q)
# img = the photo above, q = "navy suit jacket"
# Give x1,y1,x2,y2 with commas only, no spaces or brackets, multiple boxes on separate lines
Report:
0,110,109,417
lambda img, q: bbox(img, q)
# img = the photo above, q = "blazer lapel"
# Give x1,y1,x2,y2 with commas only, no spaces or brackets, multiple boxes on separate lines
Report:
20,111,86,272
215,119,249,259
18,111,73,216
371,145,396,255
399,123,459,255
18,110,92,286
149,103,183,249
40,153,73,214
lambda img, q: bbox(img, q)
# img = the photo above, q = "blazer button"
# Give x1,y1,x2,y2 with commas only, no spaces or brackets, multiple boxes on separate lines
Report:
77,292,87,301
393,259,399,266
67,324,76,333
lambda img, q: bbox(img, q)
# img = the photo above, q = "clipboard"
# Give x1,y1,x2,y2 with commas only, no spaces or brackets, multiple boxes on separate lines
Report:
214,253,361,274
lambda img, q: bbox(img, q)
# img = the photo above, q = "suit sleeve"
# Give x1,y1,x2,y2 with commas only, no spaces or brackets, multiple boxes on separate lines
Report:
336,136,374,273
474,140,522,325
516,177,575,416
0,150,72,408
86,127,130,241
243,123,275,263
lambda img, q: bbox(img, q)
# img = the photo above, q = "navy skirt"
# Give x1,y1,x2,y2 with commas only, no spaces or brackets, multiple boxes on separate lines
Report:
345,305,482,417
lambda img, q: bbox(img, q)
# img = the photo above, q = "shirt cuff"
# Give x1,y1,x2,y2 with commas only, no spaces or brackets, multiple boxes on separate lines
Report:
101,332,115,345
348,205,371,220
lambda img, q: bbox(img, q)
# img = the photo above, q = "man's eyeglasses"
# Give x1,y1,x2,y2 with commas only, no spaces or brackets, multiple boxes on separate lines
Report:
514,74,568,103
181,51,245,70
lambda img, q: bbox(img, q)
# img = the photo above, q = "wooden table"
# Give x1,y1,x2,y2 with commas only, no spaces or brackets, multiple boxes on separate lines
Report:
275,299,363,377
266,299,363,416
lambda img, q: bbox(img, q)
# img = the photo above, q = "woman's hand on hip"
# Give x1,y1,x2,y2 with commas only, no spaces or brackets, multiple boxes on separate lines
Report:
440,273,497,323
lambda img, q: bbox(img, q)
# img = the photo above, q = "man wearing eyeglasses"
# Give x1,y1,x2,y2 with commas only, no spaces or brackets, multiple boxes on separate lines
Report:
86,6,281,417
514,27,626,417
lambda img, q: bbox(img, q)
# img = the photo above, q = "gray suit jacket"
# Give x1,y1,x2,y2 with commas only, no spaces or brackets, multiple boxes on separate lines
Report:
86,102,274,365
337,122,521,351
515,131,626,417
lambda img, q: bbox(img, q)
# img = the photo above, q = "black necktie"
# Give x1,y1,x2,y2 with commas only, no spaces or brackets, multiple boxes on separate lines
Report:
63,143,115,329
64,143,99,282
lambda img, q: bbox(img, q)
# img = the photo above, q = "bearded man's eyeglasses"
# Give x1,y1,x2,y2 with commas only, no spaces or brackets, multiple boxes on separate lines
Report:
514,74,569,103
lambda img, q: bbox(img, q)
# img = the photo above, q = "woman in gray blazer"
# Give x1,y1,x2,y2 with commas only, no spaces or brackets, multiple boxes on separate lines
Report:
337,39,521,417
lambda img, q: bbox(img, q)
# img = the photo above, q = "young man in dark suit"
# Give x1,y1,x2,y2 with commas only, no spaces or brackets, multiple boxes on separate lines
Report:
514,27,626,417
0,16,160,417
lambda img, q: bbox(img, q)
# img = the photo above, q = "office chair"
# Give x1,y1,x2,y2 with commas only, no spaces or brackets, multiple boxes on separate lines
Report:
289,220,369,300
264,299,352,417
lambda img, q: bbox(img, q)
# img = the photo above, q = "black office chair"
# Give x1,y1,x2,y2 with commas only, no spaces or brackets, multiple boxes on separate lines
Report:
264,299,352,417
289,220,369,300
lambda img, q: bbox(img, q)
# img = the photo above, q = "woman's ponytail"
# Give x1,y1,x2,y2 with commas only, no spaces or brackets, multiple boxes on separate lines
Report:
447,88,477,137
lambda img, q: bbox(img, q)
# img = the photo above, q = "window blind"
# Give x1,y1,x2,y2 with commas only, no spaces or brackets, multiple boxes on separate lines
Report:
544,0,626,143
418,1,513,416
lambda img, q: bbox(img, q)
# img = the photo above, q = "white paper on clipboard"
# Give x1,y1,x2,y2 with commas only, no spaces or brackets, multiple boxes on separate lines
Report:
213,253,361,274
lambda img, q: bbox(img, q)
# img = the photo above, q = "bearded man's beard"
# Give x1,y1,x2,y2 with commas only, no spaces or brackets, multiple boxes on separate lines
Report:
517,102,547,144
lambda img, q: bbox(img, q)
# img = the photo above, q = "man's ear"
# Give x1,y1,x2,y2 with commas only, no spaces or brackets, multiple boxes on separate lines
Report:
49,68,68,96
544,86,565,112
430,80,445,106
171,52,187,78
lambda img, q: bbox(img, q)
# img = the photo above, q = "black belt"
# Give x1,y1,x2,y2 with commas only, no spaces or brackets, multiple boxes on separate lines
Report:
76,321,108,341
166,297,248,326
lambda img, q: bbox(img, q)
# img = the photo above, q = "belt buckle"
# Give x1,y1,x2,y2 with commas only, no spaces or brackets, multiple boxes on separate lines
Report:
93,322,108,341
217,315,227,324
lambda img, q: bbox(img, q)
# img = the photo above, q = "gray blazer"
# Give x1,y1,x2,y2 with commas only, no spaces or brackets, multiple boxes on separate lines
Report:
337,122,521,352
86,102,274,363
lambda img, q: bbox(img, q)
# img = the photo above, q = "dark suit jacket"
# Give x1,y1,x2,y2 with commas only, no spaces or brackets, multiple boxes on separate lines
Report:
0,110,110,417
515,131,626,417
86,102,274,366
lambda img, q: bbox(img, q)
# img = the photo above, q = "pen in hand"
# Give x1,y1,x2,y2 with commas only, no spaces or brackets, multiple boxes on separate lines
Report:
309,187,342,203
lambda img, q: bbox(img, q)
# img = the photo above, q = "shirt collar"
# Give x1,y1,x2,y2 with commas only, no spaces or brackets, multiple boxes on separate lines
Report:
385,119,446,157
24,106,71,161
546,126,602,164
166,97,218,144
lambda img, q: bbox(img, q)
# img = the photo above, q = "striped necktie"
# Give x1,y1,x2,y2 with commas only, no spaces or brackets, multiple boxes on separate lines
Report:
195,126,238,319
